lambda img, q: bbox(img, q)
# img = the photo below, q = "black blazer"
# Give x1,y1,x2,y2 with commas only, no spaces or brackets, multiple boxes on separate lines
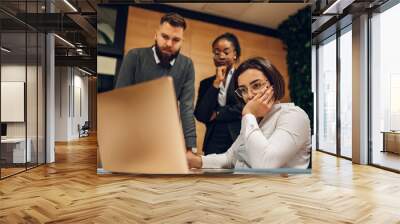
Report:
194,75,244,154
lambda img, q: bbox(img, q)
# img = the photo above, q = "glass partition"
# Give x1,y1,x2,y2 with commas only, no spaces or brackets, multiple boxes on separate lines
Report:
339,27,352,158
370,3,400,171
317,35,337,155
0,1,46,179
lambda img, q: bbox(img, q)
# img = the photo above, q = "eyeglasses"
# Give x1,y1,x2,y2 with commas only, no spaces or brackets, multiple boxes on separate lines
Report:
235,80,270,99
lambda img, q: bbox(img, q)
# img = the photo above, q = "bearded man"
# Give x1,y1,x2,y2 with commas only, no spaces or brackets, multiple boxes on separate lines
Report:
114,13,197,151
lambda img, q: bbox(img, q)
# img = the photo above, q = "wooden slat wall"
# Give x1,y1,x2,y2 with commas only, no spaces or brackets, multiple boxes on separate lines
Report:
124,7,289,153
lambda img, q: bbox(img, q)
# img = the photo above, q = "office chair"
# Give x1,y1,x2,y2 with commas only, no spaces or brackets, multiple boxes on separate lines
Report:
78,121,90,138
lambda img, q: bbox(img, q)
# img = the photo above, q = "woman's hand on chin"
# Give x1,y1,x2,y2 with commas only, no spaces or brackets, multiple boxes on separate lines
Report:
242,87,275,118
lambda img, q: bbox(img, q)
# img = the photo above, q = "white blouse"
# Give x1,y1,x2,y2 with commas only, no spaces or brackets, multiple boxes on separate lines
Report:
201,103,311,169
217,68,234,107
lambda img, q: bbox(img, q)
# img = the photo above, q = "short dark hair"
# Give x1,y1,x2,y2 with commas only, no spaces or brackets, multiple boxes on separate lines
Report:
212,32,241,60
233,57,285,101
160,13,186,30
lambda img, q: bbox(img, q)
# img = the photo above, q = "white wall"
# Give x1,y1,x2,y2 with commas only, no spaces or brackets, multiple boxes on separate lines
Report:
1,63,46,164
72,73,89,138
54,67,89,141
1,64,34,138
1,64,26,81
55,66,69,141
1,82,25,122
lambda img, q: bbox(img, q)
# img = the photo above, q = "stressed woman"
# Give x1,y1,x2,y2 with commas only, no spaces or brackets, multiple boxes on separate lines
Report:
194,33,244,155
188,57,311,169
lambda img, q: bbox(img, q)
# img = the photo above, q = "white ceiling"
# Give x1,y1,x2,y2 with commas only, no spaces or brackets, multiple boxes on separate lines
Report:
165,3,308,29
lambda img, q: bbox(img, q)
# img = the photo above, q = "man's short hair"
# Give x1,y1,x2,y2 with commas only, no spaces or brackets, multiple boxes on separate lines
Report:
160,13,187,30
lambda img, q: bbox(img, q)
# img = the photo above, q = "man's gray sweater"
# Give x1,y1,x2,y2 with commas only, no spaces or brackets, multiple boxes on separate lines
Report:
114,46,197,148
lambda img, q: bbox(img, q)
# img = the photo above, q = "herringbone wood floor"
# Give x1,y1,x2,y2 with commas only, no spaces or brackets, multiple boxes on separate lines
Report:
1,135,400,223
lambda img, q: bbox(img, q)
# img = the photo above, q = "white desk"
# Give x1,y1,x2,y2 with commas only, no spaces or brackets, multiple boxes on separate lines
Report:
1,138,32,163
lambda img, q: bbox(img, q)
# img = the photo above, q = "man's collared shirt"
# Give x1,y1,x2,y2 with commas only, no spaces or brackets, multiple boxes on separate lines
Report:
152,46,176,66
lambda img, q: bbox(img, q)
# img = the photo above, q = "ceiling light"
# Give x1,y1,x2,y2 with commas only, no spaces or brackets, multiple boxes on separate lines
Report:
78,67,93,76
1,47,11,53
63,0,78,12
322,0,355,15
54,34,75,48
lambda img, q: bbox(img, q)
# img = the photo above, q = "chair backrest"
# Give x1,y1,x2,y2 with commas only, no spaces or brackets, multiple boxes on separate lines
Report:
82,121,90,129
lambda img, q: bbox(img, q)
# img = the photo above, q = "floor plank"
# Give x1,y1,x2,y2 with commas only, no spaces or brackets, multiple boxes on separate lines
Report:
372,151,400,171
1,135,400,223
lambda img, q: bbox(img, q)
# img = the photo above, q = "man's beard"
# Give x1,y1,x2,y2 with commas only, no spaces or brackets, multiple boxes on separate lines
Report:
154,41,180,68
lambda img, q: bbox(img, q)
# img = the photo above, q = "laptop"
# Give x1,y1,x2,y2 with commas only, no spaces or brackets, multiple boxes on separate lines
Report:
97,76,234,175
97,77,190,174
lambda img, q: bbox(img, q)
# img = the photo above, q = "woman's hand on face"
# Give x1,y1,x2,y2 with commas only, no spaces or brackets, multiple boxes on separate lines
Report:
242,87,275,117
213,65,227,88
186,150,202,169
